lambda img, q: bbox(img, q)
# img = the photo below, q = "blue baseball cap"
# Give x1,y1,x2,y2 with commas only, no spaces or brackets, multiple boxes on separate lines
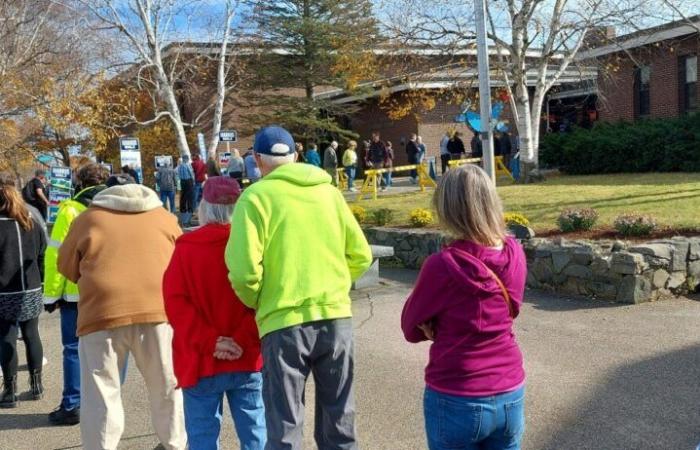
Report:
253,126,296,156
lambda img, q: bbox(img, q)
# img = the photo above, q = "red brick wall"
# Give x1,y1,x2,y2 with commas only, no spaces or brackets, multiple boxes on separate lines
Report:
348,100,419,166
597,37,699,122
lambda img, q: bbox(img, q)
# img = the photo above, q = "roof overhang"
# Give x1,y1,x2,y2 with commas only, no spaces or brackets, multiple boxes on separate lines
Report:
317,66,598,104
577,20,700,60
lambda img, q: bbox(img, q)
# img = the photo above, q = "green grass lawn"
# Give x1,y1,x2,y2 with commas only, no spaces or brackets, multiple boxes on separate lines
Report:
348,173,700,233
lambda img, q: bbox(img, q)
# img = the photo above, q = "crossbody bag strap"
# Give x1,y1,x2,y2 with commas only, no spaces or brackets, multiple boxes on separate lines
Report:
449,247,516,319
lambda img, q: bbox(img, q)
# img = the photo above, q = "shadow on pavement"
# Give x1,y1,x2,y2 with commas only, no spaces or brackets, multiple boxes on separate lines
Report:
0,412,49,431
540,344,700,450
525,290,625,312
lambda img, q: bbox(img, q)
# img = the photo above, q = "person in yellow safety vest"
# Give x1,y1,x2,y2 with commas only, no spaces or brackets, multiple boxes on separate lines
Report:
43,163,108,426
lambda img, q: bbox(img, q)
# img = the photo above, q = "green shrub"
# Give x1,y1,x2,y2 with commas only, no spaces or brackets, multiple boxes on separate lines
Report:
350,205,367,224
540,113,700,174
372,208,395,226
614,214,657,237
504,212,530,227
409,208,434,228
557,208,599,232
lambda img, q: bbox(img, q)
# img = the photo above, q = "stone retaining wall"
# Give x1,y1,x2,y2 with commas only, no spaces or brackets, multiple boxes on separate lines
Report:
524,237,700,303
364,226,700,303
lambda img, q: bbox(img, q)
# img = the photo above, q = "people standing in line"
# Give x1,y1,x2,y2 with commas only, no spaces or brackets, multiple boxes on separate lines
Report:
383,140,395,191
191,153,207,210
0,173,46,408
366,132,388,190
206,157,221,177
417,135,427,164
439,132,451,174
121,165,140,184
244,148,262,183
177,155,196,227
401,164,527,450
304,143,321,167
22,169,49,220
156,161,178,213
295,142,305,163
323,141,340,187
228,149,245,183
226,126,372,450
57,180,186,450
342,140,358,192
406,134,421,184
164,176,266,450
447,131,466,161
496,131,513,169
43,163,108,425
471,131,483,159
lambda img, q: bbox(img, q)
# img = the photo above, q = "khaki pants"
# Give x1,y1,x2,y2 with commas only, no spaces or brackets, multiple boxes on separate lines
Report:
79,323,186,450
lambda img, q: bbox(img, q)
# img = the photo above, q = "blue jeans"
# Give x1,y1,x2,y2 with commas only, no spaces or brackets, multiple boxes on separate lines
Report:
60,306,80,411
183,372,266,450
424,386,525,450
194,182,203,210
345,166,356,190
383,171,392,187
160,190,176,212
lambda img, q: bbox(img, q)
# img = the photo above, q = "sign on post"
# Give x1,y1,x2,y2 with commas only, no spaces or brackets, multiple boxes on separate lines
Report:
155,155,173,169
68,145,82,157
219,130,238,142
218,152,232,174
47,166,72,224
119,137,142,183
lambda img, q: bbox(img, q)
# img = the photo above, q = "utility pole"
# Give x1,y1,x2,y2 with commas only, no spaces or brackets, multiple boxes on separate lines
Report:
474,0,495,182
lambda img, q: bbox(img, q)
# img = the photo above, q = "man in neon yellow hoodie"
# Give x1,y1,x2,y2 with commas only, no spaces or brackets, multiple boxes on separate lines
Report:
226,126,372,450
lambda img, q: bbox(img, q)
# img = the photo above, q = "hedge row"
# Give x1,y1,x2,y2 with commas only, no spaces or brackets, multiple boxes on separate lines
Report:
540,113,700,174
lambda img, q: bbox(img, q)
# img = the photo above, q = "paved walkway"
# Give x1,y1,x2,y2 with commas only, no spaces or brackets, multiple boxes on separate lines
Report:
1,269,700,449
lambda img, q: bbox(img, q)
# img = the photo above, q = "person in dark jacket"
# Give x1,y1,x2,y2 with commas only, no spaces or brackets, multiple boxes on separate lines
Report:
163,176,265,450
406,134,421,183
471,132,483,158
495,131,513,168
121,165,140,184
0,172,47,408
22,170,49,220
447,132,466,160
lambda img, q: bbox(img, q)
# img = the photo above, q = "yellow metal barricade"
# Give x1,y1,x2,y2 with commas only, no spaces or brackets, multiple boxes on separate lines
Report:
356,162,436,201
447,156,514,182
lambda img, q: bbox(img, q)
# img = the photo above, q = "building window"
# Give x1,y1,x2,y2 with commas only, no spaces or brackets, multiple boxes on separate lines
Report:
634,65,651,118
680,55,698,113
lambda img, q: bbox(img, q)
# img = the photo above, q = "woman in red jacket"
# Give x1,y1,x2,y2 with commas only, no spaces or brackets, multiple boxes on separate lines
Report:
163,176,265,450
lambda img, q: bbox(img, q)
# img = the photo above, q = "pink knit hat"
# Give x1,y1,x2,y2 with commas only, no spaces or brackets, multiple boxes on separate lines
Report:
202,176,241,205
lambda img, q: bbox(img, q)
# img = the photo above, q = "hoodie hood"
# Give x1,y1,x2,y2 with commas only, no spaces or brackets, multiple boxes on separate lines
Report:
178,223,230,246
91,184,162,213
264,162,331,186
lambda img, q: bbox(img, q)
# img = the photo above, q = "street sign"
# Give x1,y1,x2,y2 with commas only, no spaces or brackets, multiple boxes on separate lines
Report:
219,130,238,142
119,137,140,151
155,155,173,168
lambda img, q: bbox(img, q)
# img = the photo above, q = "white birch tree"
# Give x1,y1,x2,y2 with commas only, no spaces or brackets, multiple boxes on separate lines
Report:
380,0,648,175
77,0,241,159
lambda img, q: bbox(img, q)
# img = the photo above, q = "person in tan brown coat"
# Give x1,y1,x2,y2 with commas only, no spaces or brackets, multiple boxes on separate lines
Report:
58,181,186,450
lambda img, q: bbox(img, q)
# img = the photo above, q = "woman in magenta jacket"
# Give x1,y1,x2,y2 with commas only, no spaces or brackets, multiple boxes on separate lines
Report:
163,176,265,450
401,164,527,450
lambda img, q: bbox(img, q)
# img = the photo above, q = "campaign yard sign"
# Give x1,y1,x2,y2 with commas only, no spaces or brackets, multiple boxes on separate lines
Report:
48,166,72,224
155,155,173,169
119,137,142,183
219,130,238,142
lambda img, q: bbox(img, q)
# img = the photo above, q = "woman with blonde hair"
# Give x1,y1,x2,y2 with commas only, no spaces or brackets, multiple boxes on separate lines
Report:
0,173,47,408
401,164,527,450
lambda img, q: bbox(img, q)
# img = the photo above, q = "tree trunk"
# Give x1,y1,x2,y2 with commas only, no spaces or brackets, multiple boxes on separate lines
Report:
159,73,191,159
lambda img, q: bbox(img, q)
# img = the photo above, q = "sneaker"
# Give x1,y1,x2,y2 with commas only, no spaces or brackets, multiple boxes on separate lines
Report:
380,187,387,191
49,405,80,426
349,187,357,192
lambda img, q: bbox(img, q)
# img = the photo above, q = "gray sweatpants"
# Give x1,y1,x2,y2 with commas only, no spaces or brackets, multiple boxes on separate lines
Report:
261,318,356,450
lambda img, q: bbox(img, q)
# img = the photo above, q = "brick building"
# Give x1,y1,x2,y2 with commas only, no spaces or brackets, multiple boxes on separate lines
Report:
556,17,699,126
